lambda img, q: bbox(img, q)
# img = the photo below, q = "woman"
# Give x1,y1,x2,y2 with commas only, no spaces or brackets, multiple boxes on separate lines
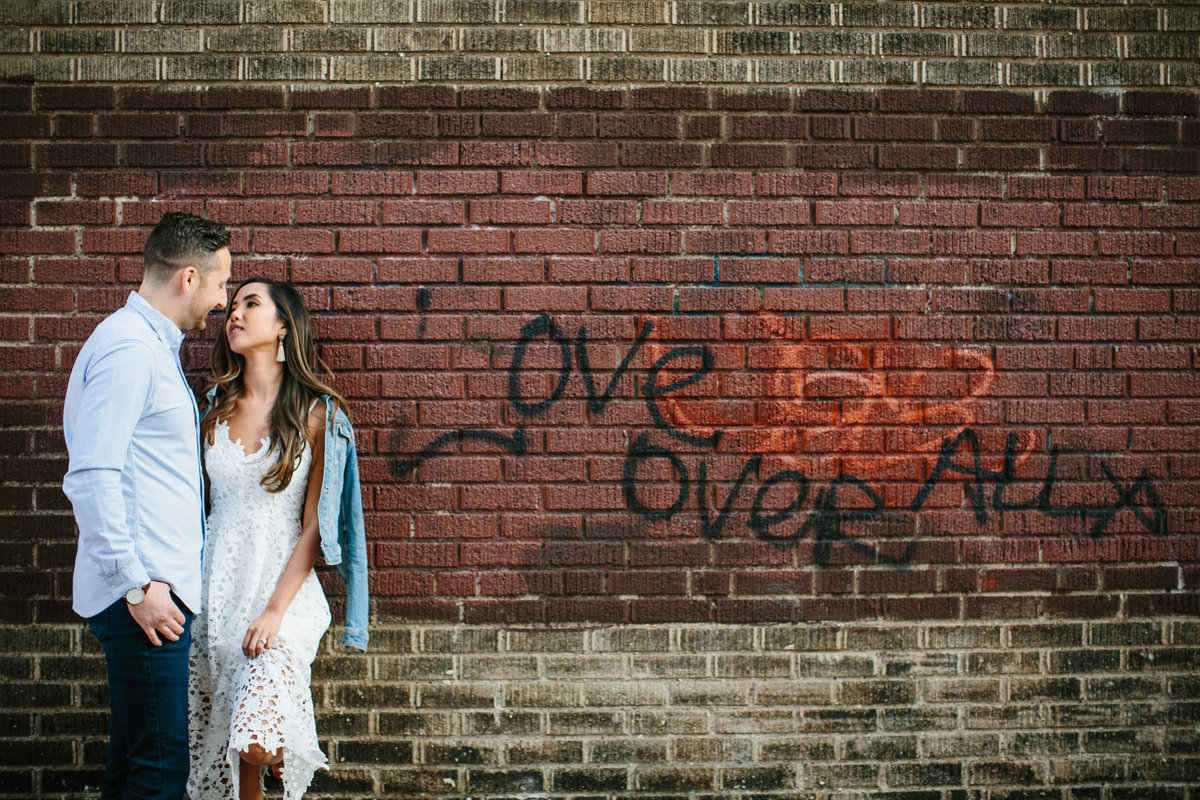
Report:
188,278,366,800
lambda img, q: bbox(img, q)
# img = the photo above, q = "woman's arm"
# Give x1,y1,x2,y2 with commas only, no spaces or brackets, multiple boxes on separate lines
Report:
241,399,328,657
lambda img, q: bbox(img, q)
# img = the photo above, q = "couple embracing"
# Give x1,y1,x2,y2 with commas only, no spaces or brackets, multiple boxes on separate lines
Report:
63,212,368,800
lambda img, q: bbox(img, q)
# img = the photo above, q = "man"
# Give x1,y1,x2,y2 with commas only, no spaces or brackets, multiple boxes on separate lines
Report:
63,212,231,799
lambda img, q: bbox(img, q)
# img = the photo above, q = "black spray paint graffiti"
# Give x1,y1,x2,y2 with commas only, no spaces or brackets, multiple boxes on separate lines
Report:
391,314,1166,564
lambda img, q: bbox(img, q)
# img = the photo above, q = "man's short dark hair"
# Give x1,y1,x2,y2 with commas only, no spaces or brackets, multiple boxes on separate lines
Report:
142,212,231,282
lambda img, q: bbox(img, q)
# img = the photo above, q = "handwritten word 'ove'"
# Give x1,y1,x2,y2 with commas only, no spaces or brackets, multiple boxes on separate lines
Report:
391,315,1165,565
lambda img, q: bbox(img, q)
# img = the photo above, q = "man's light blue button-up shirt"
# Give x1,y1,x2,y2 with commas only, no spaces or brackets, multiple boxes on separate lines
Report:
64,292,205,618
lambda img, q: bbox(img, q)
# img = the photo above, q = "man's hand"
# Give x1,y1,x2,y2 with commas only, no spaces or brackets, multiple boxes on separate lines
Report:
127,581,185,646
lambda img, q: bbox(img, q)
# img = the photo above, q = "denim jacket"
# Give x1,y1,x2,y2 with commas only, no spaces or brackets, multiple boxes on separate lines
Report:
201,387,369,651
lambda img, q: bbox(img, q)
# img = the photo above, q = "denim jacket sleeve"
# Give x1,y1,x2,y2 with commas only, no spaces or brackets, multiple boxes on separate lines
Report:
200,388,369,652
316,396,370,652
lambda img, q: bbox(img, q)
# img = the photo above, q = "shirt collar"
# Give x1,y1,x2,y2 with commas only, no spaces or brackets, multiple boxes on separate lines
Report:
126,291,186,353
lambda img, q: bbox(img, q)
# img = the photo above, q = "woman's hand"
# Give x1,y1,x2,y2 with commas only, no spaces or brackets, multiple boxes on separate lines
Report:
242,609,284,657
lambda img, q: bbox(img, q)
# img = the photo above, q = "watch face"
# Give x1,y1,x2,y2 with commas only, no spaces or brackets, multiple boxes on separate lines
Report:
125,587,146,605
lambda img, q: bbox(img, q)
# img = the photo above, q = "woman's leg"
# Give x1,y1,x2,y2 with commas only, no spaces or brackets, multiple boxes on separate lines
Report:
238,743,282,800
238,757,262,800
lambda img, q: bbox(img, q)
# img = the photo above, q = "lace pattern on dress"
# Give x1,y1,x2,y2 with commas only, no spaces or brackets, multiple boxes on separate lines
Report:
225,641,327,799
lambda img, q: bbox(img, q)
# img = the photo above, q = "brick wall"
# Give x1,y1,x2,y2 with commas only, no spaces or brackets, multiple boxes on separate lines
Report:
1,1,1198,88
2,4,1200,798
6,620,1199,797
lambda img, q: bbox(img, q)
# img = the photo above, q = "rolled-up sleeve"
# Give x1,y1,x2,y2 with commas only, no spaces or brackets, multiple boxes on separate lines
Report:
62,339,156,593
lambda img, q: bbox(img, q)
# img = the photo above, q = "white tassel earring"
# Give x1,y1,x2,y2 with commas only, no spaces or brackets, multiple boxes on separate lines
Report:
276,333,286,363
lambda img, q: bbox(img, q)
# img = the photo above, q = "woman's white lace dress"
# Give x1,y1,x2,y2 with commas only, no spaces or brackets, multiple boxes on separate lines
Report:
188,420,331,800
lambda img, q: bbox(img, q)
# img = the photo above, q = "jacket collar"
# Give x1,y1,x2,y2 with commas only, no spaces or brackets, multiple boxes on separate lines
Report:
201,387,346,433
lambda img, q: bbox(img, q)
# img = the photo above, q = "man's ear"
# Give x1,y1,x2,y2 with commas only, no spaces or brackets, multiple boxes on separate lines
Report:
178,265,198,293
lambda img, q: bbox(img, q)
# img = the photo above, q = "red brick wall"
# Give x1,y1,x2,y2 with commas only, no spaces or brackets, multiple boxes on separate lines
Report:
2,84,1199,628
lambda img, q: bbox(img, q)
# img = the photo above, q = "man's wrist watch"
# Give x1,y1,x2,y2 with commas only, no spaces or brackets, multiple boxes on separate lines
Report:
125,583,149,605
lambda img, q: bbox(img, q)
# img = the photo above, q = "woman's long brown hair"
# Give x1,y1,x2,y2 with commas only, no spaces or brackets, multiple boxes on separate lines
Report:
201,277,351,493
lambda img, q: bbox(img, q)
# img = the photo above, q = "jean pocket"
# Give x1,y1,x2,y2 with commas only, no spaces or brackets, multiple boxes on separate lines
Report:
87,605,110,640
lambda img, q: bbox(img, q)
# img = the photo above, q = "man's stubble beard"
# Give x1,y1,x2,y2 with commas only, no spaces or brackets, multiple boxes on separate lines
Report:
187,295,215,331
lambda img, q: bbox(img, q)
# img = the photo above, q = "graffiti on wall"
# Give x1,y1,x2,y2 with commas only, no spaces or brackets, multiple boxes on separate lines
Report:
391,314,1165,566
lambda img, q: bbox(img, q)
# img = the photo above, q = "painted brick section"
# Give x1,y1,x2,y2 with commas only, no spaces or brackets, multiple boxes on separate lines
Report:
3,8,1197,90
2,83,1199,798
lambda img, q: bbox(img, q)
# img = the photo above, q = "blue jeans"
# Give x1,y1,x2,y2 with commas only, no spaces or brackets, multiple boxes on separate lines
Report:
88,596,193,800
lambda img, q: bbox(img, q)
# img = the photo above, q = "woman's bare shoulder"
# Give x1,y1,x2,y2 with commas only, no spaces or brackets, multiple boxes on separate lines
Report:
307,397,328,435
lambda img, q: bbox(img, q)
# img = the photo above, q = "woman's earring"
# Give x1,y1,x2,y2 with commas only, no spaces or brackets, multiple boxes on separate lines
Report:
276,333,286,363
